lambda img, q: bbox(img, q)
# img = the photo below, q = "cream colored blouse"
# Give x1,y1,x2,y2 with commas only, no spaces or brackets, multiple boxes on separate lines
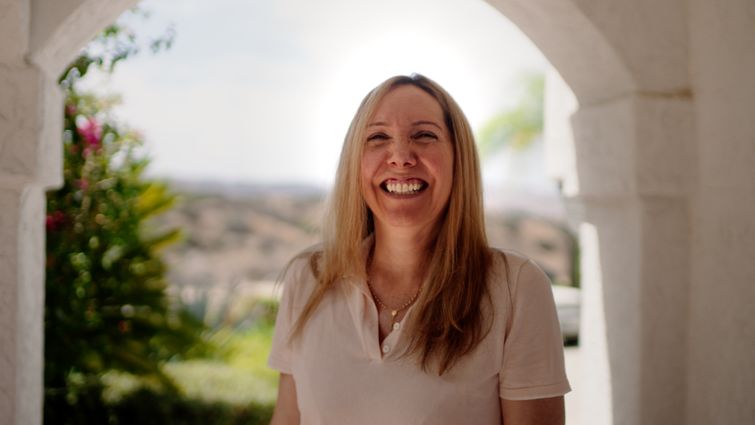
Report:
268,249,571,425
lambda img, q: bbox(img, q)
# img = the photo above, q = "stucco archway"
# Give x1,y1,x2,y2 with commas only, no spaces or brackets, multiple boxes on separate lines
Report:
2,1,754,425
485,2,693,424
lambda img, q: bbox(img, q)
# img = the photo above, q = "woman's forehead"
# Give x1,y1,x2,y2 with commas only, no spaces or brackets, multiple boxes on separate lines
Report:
369,85,445,126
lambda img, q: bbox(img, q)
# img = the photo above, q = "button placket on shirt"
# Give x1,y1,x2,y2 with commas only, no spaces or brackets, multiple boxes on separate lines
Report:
351,276,412,361
344,278,383,361
380,322,402,355
379,319,406,359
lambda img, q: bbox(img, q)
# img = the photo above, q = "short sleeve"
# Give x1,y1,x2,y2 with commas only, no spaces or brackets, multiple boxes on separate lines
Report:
499,258,571,400
267,258,308,374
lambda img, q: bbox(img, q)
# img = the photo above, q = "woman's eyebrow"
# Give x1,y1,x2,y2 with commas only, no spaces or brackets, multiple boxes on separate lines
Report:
412,120,442,129
367,120,442,129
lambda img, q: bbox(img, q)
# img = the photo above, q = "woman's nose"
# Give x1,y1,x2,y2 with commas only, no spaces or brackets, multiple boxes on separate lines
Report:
387,140,416,167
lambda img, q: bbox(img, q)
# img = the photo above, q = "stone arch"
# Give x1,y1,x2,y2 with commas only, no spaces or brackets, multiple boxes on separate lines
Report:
0,1,647,424
9,1,753,425
483,3,694,425
28,0,141,73
485,0,636,104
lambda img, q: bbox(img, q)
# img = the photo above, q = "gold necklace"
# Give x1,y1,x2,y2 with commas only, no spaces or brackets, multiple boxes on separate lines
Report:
366,279,421,325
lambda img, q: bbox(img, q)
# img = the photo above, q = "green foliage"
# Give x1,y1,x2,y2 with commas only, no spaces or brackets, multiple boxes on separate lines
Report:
209,321,279,393
46,378,273,425
44,10,205,423
45,86,204,379
478,72,544,155
44,9,281,424
108,388,273,425
98,322,277,425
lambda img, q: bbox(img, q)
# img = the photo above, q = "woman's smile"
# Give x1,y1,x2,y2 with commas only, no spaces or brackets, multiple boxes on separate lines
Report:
381,178,428,196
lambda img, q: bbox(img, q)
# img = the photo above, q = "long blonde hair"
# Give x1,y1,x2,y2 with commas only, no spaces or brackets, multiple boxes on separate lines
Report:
288,74,495,375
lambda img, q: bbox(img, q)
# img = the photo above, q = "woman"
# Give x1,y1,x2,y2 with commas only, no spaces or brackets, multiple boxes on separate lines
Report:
268,74,570,424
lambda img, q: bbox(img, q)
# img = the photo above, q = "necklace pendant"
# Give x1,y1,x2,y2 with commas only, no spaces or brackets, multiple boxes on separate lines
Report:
391,310,398,318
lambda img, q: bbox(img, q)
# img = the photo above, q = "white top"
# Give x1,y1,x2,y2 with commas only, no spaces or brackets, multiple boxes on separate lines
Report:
268,249,571,425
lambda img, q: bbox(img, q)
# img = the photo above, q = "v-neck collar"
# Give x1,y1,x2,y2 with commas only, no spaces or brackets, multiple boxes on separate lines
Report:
339,234,420,361
341,274,418,361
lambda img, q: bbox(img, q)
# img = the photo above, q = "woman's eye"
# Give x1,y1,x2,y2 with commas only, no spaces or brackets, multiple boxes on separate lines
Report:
414,131,438,141
366,133,389,142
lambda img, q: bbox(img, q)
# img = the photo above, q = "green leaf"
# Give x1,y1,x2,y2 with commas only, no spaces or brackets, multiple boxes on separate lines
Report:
136,183,176,217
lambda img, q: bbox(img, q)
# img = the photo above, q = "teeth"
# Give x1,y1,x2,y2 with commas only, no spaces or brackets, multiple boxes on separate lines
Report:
386,182,423,194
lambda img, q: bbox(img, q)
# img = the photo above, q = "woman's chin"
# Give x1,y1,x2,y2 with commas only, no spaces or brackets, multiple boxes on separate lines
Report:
372,209,442,233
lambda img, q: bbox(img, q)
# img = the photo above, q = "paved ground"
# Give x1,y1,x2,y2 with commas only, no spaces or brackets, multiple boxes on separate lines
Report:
564,346,581,425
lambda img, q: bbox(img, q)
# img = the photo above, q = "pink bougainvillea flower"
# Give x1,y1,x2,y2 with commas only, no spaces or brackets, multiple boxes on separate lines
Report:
45,215,54,232
77,117,102,152
76,179,89,190
45,210,66,232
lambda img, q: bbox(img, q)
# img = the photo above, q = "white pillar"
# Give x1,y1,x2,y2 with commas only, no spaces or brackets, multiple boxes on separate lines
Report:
0,62,63,425
568,93,694,425
0,184,47,425
1,1,138,422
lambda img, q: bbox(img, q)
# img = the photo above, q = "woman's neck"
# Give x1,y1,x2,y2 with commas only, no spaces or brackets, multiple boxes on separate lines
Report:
368,223,436,292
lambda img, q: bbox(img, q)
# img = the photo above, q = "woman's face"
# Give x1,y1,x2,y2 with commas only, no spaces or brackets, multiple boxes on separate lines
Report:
360,85,454,233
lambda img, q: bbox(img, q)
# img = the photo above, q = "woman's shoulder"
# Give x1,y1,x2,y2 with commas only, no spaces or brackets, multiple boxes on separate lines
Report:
486,247,552,297
286,242,324,268
487,247,537,276
278,244,323,294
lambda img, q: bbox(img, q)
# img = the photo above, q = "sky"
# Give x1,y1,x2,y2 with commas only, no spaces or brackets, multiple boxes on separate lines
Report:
88,0,552,192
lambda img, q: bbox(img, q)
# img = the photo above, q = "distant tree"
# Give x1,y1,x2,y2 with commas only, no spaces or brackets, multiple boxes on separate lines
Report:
478,72,544,155
44,11,204,424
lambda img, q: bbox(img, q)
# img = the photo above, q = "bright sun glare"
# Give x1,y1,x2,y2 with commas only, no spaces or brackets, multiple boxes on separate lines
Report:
311,28,490,181
98,0,548,187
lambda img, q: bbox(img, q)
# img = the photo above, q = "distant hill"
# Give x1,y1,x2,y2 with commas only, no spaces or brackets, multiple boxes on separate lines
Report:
164,177,326,200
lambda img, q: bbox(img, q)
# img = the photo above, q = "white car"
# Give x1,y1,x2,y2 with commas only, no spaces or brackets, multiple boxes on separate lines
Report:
552,284,580,344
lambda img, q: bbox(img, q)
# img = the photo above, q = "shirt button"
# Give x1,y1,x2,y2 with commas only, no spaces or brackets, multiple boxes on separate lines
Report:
382,344,390,354
392,322,400,331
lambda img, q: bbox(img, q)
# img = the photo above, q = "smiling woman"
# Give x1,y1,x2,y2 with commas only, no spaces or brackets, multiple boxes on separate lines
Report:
267,74,569,425
360,85,454,232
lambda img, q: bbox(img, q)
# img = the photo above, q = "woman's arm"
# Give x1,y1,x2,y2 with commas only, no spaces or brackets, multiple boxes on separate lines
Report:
270,373,300,425
500,396,565,425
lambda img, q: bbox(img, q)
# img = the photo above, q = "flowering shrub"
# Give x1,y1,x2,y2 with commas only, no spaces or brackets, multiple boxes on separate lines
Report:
44,20,205,424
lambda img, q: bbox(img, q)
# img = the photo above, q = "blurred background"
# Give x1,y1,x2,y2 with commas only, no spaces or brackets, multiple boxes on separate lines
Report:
44,0,580,423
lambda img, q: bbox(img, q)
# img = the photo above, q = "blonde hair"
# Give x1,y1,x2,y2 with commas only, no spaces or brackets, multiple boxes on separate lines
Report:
288,74,496,375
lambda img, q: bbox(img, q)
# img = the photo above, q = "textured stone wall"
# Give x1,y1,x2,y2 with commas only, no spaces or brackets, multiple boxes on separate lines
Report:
0,185,45,425
0,0,30,62
687,0,755,423
0,65,63,187
0,59,62,425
